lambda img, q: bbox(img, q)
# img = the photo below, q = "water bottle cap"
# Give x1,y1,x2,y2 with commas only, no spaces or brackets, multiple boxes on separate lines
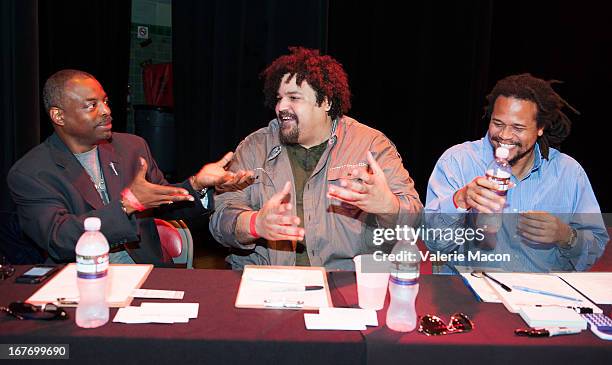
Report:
84,217,101,231
495,147,509,159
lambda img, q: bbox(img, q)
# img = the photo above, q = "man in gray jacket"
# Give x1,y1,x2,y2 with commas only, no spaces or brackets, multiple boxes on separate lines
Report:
210,47,422,269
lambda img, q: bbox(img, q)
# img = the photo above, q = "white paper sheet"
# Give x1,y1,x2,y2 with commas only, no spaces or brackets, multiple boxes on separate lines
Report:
113,306,190,324
132,289,184,300
459,273,502,303
486,273,602,313
304,313,366,330
318,307,378,326
139,302,199,318
556,272,612,304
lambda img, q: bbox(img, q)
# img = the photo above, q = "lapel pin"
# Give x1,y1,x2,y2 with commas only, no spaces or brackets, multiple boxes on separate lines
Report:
109,162,118,176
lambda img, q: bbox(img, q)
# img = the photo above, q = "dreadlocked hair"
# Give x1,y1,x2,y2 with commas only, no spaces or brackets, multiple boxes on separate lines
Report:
261,47,351,121
484,73,579,159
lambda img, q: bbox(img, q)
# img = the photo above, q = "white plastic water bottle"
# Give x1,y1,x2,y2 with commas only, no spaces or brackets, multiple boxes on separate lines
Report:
480,147,512,233
386,240,420,332
75,217,109,328
486,147,512,197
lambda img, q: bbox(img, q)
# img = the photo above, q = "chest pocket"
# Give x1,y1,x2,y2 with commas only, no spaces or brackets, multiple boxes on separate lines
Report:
326,167,364,219
249,168,275,210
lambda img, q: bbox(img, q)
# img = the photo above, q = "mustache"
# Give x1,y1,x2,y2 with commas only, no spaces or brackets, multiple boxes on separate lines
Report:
99,116,113,125
492,137,521,147
278,110,297,121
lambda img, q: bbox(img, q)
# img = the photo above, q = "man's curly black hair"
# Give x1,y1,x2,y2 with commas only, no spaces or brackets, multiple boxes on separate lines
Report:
484,73,579,159
261,47,351,121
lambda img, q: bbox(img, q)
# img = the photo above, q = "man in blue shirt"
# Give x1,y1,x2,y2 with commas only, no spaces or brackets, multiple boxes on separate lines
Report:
425,74,608,272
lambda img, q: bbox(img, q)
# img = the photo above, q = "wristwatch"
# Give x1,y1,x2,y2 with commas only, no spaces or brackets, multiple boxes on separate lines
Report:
563,228,578,249
196,187,208,199
189,175,208,198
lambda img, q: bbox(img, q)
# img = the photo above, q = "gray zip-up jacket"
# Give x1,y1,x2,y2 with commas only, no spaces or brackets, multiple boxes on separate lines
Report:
210,116,423,270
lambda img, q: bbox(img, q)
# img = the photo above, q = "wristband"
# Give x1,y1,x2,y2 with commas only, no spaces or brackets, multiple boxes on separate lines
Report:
453,191,469,212
119,197,129,215
121,188,145,212
249,212,260,238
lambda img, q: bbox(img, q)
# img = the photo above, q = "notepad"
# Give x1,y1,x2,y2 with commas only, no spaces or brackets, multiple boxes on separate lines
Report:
485,273,602,314
518,306,587,329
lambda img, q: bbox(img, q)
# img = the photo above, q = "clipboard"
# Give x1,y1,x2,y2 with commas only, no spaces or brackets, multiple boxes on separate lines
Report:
485,273,602,314
26,263,153,308
235,265,333,310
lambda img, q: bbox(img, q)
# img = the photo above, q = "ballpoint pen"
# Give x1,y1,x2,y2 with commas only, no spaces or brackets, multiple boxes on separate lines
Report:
512,285,583,302
481,272,512,292
270,285,324,293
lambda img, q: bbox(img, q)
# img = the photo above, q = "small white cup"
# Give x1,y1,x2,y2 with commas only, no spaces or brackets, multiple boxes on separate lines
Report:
353,255,390,310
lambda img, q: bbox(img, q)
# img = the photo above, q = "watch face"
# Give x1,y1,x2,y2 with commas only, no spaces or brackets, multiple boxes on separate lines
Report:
568,229,578,248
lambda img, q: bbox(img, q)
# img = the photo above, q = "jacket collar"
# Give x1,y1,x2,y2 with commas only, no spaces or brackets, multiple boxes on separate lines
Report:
47,133,123,208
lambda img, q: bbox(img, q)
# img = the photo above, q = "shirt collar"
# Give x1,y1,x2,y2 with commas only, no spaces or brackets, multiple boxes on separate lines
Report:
267,117,339,161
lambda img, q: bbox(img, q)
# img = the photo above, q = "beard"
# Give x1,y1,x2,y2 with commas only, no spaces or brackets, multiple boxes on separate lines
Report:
508,144,535,166
490,136,535,166
278,111,299,145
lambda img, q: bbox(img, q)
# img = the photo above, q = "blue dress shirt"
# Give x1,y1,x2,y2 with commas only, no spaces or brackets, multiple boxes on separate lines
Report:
425,134,608,272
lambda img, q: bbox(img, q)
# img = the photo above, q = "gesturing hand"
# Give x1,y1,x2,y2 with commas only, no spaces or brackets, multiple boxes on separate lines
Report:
255,182,304,241
327,151,399,215
126,157,194,213
193,152,255,192
518,211,572,245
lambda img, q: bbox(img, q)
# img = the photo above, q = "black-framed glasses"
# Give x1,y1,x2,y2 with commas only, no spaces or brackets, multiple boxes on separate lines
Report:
418,313,474,336
0,257,15,280
1,302,68,321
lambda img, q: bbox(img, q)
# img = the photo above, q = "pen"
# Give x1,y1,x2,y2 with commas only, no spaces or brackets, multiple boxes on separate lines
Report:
271,285,324,293
515,327,582,337
481,272,512,292
534,304,593,314
512,285,583,302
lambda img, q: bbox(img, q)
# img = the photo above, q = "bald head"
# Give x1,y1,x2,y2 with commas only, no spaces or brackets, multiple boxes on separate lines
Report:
43,69,96,112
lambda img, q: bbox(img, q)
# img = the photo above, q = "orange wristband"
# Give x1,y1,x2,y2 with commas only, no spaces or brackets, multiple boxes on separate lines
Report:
249,212,260,238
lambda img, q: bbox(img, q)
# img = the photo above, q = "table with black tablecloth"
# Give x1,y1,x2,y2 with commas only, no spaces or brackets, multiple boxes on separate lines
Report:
1,266,610,364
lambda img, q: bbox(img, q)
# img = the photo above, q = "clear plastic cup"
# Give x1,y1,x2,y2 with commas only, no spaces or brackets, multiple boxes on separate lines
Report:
353,255,390,310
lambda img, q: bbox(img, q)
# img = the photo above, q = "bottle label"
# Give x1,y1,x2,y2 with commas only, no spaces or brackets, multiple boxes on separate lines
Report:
486,170,510,194
76,253,109,279
390,274,418,286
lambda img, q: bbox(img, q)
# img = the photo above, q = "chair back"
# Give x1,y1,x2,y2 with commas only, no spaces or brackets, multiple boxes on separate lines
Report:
154,219,182,263
167,220,194,269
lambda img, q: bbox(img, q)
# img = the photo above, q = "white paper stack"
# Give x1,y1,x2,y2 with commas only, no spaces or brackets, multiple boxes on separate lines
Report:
518,306,587,329
304,307,378,331
113,302,199,324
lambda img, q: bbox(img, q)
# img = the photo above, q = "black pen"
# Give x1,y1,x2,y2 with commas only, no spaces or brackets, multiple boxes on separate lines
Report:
481,272,512,292
534,304,593,314
271,285,324,292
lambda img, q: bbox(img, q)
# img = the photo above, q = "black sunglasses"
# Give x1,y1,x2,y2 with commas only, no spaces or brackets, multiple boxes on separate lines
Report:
418,313,474,336
1,302,69,321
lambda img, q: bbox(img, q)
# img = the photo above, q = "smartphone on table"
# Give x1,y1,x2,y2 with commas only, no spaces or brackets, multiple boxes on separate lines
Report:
15,265,60,284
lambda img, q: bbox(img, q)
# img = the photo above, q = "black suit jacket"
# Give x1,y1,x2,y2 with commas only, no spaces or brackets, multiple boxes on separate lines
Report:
8,132,209,265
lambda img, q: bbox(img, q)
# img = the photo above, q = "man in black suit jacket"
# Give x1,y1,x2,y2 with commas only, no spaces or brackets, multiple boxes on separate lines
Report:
8,69,252,265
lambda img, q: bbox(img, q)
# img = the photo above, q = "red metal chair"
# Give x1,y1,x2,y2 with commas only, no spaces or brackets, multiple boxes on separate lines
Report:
155,218,182,264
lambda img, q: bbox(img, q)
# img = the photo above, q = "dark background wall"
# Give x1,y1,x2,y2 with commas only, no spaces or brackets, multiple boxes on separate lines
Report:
2,0,611,219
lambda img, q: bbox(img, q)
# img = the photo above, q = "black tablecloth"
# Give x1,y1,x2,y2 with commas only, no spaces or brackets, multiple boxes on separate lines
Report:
0,266,610,364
